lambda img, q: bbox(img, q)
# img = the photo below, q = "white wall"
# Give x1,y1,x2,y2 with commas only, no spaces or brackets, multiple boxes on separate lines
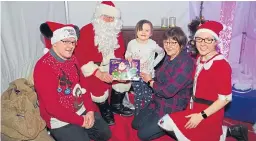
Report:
67,1,190,35
1,1,67,93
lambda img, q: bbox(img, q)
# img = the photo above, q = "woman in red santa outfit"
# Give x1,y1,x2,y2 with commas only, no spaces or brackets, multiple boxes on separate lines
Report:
74,1,133,126
158,21,248,141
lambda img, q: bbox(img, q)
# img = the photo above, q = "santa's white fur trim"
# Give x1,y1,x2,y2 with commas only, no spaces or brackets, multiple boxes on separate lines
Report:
195,28,219,41
51,26,77,45
96,3,120,18
81,61,99,77
91,90,109,103
112,82,131,93
218,93,232,101
158,114,190,141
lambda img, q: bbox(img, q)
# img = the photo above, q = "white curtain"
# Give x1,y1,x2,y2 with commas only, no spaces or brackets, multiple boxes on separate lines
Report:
1,1,254,93
1,1,67,93
67,1,190,35
240,2,256,81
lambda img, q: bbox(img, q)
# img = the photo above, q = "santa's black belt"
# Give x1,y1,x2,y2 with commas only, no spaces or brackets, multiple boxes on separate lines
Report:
192,96,214,105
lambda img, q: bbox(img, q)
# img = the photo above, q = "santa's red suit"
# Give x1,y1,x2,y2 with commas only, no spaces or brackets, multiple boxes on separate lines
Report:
75,23,131,101
74,1,133,125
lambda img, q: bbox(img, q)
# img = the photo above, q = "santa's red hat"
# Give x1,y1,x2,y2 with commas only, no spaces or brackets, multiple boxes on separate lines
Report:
40,21,79,54
194,21,223,41
95,1,120,18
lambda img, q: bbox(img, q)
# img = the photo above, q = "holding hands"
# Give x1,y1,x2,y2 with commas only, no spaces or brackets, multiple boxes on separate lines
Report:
95,70,113,83
140,72,152,83
126,57,133,63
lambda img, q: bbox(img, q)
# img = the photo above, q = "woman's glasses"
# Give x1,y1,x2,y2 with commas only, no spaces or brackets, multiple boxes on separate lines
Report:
195,37,215,44
163,41,178,46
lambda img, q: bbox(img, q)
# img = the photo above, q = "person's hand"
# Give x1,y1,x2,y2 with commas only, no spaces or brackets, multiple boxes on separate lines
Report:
140,72,152,83
95,70,113,83
127,57,133,62
82,111,95,129
184,113,203,129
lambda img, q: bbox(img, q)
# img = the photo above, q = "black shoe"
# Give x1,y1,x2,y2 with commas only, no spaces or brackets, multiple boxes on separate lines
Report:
228,124,248,141
110,90,134,116
95,101,115,126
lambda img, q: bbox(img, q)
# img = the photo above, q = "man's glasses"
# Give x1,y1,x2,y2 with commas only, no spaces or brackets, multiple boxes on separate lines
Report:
61,40,77,46
195,37,215,44
163,41,178,46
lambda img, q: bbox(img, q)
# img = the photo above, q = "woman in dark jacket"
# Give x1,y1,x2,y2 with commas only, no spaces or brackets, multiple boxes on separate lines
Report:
132,26,194,140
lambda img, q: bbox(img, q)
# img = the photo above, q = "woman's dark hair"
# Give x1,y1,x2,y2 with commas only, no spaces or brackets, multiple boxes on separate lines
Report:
135,19,153,37
163,27,187,48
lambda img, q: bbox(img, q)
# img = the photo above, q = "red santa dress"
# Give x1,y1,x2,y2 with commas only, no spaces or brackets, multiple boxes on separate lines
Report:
158,54,232,141
74,23,131,103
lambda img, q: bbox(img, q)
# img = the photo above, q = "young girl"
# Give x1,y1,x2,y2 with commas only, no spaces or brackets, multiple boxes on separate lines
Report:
125,19,165,116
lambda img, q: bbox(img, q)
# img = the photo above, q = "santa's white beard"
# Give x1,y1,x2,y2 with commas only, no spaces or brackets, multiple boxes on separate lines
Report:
92,17,122,57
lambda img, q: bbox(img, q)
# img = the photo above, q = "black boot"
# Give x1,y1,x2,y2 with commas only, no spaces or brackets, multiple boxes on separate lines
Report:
167,131,178,141
227,124,248,141
95,100,115,126
110,89,134,116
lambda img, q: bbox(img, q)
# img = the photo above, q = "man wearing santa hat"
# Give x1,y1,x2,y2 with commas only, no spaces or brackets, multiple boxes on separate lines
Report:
34,21,111,141
75,1,133,125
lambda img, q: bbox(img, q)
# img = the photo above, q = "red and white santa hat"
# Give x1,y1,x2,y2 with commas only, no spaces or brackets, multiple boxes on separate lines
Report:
95,1,120,18
39,21,79,54
194,21,223,41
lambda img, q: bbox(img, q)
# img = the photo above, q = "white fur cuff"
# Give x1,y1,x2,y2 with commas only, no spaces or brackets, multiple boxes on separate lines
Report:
81,61,99,77
91,90,109,103
218,93,232,101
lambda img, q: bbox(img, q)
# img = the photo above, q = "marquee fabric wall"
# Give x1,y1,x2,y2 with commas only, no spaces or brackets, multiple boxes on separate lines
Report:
1,1,255,93
1,1,67,92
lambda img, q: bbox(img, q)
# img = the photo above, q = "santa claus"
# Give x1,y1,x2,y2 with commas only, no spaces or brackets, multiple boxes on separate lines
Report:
74,1,133,125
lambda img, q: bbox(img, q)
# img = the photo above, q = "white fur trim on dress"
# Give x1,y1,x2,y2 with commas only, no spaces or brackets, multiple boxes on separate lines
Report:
197,54,226,70
219,126,228,141
51,26,77,45
194,28,219,41
218,93,232,101
158,114,190,141
96,3,120,18
50,105,85,129
81,61,99,77
112,82,131,93
91,90,109,103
